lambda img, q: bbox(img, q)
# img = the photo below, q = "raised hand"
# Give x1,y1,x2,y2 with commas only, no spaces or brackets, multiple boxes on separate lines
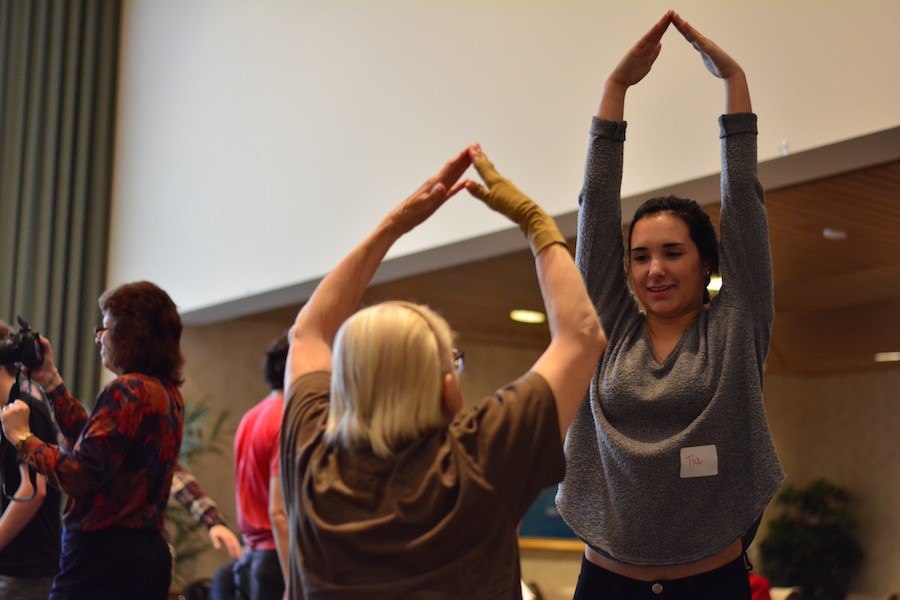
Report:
608,10,673,89
24,336,60,390
671,12,742,80
286,147,473,382
464,144,565,256
386,149,471,236
599,11,673,120
671,12,751,113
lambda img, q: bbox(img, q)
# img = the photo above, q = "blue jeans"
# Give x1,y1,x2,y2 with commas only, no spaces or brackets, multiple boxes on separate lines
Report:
210,549,284,600
573,554,751,600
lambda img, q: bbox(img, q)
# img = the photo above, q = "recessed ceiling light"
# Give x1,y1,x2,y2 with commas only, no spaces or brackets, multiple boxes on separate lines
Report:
510,309,546,324
822,227,847,240
874,351,900,363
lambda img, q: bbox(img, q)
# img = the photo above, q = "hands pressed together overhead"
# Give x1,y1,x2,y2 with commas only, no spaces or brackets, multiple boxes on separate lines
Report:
671,12,744,81
609,10,743,86
389,11,745,253
601,10,749,119
388,144,565,258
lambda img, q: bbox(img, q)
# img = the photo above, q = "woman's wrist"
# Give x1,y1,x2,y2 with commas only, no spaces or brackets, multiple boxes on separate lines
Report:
40,369,62,390
724,70,751,114
598,79,628,121
14,430,35,451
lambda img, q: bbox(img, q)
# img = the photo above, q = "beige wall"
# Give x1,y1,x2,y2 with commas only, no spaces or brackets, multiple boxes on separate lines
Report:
112,0,900,317
176,312,899,599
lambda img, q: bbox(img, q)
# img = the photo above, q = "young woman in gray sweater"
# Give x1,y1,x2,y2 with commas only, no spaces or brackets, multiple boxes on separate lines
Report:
558,12,784,599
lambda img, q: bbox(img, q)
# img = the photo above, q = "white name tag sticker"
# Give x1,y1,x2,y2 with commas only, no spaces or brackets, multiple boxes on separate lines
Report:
680,445,719,478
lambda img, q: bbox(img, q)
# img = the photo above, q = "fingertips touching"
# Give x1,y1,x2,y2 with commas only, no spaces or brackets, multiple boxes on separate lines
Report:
656,10,673,29
672,13,697,40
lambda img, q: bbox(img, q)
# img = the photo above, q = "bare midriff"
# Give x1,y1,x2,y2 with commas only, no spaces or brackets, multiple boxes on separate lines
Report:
584,537,742,581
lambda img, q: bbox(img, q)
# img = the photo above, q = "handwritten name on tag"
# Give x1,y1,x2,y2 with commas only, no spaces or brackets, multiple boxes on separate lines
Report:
680,445,719,478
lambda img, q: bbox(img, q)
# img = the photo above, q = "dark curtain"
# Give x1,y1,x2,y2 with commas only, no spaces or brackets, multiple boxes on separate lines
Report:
0,0,120,406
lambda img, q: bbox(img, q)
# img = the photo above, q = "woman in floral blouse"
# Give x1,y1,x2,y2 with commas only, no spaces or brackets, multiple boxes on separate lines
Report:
1,281,185,599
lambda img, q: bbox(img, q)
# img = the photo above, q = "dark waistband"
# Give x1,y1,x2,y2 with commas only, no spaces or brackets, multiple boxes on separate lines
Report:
580,553,748,594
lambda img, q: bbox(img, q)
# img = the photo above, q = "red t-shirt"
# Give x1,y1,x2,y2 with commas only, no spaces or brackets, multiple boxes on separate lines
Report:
234,392,283,550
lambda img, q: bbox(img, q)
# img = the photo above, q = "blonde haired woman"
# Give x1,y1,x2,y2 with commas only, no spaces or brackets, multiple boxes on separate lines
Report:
280,145,605,598
326,301,460,458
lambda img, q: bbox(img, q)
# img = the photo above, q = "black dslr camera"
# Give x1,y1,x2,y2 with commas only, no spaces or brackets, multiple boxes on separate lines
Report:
0,316,44,368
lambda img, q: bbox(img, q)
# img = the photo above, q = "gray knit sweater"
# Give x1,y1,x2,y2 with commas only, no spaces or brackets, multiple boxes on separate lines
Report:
557,113,785,566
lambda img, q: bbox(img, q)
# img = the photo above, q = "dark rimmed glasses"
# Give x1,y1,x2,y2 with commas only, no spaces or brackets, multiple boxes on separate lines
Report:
452,348,465,374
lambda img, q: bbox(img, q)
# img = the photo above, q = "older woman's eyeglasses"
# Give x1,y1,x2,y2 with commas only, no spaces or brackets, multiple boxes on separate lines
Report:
452,348,465,374
93,327,108,339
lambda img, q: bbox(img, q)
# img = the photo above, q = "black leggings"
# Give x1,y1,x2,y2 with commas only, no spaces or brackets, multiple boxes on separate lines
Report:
572,554,751,600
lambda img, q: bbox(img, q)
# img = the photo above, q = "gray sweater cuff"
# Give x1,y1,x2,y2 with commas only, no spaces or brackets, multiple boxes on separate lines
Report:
719,112,758,138
590,117,627,142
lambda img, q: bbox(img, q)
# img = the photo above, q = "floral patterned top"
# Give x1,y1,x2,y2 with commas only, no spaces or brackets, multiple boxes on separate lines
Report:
19,373,184,532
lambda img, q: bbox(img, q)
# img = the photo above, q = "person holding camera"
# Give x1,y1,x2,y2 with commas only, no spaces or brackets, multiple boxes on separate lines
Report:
0,281,185,599
280,145,605,597
0,320,61,600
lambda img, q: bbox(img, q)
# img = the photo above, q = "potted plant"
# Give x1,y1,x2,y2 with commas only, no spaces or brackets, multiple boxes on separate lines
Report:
759,478,864,600
166,398,230,587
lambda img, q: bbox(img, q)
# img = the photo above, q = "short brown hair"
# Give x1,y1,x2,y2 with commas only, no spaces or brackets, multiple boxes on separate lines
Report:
98,281,184,384
263,331,290,391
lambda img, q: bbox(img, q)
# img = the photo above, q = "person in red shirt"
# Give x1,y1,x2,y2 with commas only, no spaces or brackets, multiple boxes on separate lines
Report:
212,333,290,600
